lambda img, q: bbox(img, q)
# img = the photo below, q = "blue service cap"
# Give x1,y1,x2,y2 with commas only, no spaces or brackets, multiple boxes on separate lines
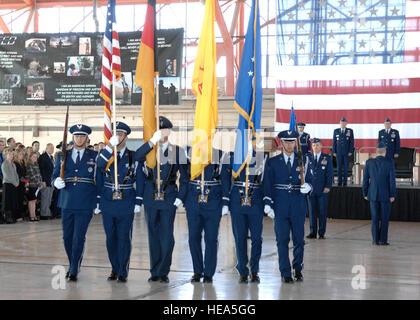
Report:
312,138,321,144
377,142,386,149
70,124,91,136
340,117,347,122
113,121,131,135
297,122,306,127
384,117,391,122
277,130,299,141
159,116,173,129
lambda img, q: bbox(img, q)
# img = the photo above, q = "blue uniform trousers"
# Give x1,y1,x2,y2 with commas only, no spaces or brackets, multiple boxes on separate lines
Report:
274,203,306,278
309,193,328,237
230,210,263,276
337,153,350,185
369,201,391,243
101,205,135,278
186,207,222,277
61,209,93,276
144,206,176,277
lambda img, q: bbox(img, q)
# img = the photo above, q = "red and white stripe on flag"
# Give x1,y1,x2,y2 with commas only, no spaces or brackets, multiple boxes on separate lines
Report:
275,0,420,152
100,0,121,144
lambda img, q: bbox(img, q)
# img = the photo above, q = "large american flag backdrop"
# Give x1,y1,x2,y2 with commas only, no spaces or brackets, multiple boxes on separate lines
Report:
275,0,420,151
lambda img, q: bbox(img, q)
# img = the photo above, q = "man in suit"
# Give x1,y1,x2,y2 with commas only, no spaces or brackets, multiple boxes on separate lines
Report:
297,123,311,156
52,124,97,281
184,146,230,284
306,138,333,239
138,116,189,283
378,118,400,161
362,142,396,245
38,143,55,219
95,122,165,282
332,117,354,186
0,139,5,182
263,130,313,283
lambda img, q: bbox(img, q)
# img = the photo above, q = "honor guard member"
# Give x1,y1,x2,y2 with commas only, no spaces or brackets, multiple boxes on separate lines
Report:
263,130,313,283
306,138,333,239
332,117,354,186
184,146,231,284
95,122,164,282
378,118,400,161
138,116,189,283
229,141,268,284
52,124,97,282
297,123,311,156
362,142,396,245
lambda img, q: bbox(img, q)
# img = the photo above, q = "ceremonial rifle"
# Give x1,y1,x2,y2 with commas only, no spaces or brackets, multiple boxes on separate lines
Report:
60,105,70,179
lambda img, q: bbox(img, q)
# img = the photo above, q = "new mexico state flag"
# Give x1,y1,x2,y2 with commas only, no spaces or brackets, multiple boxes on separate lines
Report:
190,0,218,180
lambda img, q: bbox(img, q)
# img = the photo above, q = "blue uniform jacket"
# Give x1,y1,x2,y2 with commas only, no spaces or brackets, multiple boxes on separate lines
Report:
263,152,313,214
332,128,354,155
309,152,333,195
96,146,148,211
362,155,396,202
51,148,98,210
299,132,311,155
138,143,188,210
228,150,268,214
378,129,400,159
184,148,231,212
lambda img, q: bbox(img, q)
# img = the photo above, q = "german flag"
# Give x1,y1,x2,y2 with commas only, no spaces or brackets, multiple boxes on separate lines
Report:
135,0,157,168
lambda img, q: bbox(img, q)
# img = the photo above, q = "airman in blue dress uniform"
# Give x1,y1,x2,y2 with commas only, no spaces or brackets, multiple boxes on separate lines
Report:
52,124,97,282
184,147,231,284
362,142,396,245
229,143,268,284
263,130,313,283
332,117,354,186
95,122,164,282
297,123,311,156
138,116,189,283
378,118,400,161
306,138,333,240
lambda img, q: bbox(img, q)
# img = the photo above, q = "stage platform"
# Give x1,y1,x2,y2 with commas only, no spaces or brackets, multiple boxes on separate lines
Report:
328,185,420,222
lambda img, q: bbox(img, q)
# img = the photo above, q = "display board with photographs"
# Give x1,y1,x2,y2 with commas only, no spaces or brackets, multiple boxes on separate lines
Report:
0,29,183,106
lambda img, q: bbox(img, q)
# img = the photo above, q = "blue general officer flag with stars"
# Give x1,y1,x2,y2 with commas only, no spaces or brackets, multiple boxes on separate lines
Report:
232,0,262,178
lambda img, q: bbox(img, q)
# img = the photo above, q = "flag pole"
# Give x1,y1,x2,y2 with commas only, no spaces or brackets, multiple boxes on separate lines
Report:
112,73,119,191
155,72,161,195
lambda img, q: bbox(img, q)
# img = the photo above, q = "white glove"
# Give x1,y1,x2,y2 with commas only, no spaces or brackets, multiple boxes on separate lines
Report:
247,140,253,158
267,209,275,219
134,204,142,213
264,205,272,214
150,130,162,145
54,177,65,189
173,198,183,208
94,203,101,215
300,183,312,194
109,135,119,147
222,205,229,216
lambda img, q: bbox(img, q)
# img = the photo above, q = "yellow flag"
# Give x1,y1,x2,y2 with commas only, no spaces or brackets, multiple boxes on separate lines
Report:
190,0,218,180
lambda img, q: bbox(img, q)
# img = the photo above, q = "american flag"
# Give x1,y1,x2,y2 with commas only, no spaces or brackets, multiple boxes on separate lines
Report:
100,0,121,145
275,0,420,151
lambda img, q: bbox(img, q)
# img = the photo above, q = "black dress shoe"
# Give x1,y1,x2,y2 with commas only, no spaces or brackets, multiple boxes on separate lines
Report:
282,276,294,283
306,234,316,239
148,276,160,282
117,276,127,283
239,275,248,284
160,275,170,283
250,273,260,283
294,270,303,282
191,273,203,283
107,272,118,281
379,242,390,246
66,271,70,279
318,235,326,239
372,241,379,245
40,216,50,220
67,274,77,282
203,276,213,283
